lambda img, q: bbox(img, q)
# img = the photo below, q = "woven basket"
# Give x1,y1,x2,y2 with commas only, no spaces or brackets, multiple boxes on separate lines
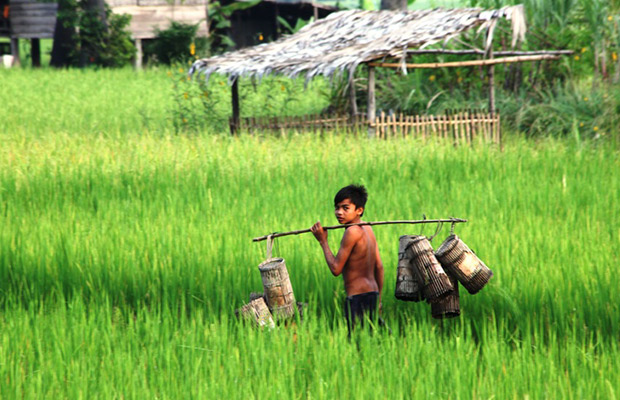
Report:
435,235,493,294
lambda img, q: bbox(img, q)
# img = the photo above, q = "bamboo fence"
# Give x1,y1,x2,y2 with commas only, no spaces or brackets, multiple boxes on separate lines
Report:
232,109,501,145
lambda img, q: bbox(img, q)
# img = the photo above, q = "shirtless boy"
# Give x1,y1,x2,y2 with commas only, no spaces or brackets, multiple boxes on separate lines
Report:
310,184,384,332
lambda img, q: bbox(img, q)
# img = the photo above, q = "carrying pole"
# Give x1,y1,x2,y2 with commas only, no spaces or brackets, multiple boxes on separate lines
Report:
252,218,467,242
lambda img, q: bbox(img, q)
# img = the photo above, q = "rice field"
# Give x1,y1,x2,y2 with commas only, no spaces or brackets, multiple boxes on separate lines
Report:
0,68,619,398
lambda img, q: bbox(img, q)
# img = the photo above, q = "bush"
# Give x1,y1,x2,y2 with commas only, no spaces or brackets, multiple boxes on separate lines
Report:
147,22,204,65
59,0,135,67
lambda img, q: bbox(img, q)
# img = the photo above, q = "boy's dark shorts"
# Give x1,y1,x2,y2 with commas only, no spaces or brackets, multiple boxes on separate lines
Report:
344,291,379,332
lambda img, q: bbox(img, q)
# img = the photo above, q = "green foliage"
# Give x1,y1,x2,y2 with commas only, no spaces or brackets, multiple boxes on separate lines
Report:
58,0,135,67
148,22,202,65
206,0,260,55
276,16,312,35
92,12,135,68
469,0,620,83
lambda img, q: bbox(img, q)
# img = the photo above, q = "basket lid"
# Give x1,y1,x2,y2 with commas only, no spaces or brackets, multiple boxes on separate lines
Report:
258,257,285,272
398,235,425,253
435,234,459,257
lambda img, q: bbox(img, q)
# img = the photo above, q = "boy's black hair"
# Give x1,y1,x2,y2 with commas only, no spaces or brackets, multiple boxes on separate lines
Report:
334,184,368,216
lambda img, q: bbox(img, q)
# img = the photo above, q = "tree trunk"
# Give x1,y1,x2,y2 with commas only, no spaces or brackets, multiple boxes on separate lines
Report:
380,0,407,10
50,0,77,67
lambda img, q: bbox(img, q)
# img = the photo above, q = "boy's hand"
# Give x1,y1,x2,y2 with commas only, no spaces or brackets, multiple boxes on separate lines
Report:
310,221,328,243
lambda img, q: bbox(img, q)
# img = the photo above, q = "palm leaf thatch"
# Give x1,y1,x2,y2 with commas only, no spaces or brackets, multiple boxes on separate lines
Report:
190,6,526,84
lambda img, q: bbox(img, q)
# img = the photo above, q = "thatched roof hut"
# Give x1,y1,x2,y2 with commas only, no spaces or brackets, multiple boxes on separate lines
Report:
190,6,527,83
189,6,571,135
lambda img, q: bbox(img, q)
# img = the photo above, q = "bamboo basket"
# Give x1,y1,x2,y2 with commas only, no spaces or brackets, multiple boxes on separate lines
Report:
235,297,276,328
435,234,493,294
431,272,460,319
394,235,423,302
258,258,297,319
408,236,453,303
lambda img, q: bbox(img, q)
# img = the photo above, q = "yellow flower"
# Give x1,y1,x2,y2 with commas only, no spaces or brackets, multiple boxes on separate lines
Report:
613,52,618,62
583,97,589,101
178,68,184,73
259,34,264,41
581,47,587,53
574,55,580,61
281,85,285,91
183,118,188,124
190,43,196,56
183,92,189,99
167,71,173,77
429,75,436,82
579,122,584,127
608,16,613,21
593,126,599,131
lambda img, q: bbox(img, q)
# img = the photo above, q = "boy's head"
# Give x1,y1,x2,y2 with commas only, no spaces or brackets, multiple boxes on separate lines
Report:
334,184,368,219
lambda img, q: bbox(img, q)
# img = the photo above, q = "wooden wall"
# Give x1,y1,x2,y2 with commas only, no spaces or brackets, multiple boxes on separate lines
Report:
108,3,208,39
9,0,58,39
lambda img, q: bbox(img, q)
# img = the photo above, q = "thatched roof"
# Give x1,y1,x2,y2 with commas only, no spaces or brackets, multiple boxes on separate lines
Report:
190,6,526,83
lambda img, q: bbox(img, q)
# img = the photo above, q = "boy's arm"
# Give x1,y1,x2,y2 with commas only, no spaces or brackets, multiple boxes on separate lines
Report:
311,222,361,277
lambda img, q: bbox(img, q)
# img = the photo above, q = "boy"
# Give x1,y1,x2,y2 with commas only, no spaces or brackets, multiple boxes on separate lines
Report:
310,184,384,332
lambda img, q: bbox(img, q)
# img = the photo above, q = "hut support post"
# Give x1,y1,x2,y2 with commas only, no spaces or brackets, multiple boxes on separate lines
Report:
31,39,41,67
135,39,143,70
488,65,495,114
367,66,376,138
349,70,358,118
486,28,496,115
10,38,20,67
231,79,240,136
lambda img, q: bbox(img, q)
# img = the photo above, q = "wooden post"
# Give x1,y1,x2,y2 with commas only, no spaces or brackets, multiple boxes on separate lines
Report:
135,38,143,70
487,36,496,115
31,39,41,67
367,65,376,138
349,71,358,119
231,79,240,136
10,38,20,67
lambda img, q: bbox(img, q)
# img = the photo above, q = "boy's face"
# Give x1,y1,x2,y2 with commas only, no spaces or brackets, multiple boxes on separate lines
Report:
334,198,363,224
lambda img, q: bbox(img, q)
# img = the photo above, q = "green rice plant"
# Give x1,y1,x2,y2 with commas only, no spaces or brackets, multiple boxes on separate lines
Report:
1,68,619,397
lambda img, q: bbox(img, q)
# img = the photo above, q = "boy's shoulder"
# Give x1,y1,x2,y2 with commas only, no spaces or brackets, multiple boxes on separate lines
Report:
342,225,364,241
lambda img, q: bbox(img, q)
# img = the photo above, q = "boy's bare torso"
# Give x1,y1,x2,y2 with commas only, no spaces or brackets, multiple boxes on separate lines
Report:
311,196,384,301
341,225,379,296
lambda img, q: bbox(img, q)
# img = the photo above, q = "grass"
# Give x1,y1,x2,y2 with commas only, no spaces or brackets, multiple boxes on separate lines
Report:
0,68,619,398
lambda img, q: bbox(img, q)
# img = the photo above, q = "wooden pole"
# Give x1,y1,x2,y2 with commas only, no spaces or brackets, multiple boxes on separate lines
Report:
349,70,358,118
135,38,143,70
252,218,468,242
485,25,496,115
368,54,562,69
405,49,573,57
488,54,496,115
31,39,41,67
231,79,240,135
367,65,376,138
10,38,20,67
